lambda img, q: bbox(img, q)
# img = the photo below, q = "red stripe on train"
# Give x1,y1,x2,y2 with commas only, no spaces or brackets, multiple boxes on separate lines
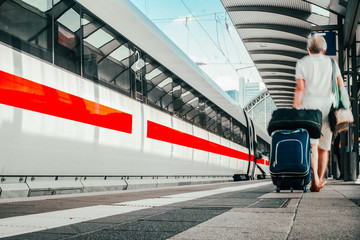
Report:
256,158,270,166
147,120,250,161
0,71,132,133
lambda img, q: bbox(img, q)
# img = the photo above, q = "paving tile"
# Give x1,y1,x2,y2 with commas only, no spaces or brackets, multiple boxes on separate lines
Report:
143,208,230,222
169,224,289,240
70,229,175,240
2,232,74,240
110,220,198,232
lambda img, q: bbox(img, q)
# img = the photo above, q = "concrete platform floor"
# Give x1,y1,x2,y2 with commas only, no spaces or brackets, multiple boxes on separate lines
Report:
0,179,359,240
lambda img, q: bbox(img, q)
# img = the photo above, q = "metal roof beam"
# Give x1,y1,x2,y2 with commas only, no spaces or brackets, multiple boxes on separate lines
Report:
254,60,297,67
267,87,295,92
263,79,296,84
262,75,295,81
271,97,294,101
235,23,310,38
311,25,339,31
243,38,307,50
302,0,343,16
275,101,293,104
265,82,296,87
258,68,295,75
226,5,326,24
269,92,294,97
343,0,360,46
273,99,294,103
249,49,306,59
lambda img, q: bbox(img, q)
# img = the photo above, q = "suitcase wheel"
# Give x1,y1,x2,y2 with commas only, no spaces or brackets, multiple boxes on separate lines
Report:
290,187,294,193
276,186,281,193
303,186,308,193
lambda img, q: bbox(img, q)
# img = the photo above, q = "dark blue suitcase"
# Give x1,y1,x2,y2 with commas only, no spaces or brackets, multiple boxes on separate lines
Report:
269,128,311,193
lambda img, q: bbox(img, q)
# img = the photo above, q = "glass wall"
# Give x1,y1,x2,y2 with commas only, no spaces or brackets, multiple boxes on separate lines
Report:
0,0,255,148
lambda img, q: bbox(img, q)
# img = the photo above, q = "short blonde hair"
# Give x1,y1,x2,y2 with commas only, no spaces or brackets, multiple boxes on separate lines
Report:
307,35,327,53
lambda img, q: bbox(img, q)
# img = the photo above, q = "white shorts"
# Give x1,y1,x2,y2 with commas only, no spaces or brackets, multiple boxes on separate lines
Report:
310,119,332,150
301,96,334,151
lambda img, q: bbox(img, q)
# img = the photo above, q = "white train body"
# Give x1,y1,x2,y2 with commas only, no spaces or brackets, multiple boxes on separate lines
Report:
0,0,269,197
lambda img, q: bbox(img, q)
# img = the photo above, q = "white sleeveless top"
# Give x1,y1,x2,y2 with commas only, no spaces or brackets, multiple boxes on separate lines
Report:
295,54,341,120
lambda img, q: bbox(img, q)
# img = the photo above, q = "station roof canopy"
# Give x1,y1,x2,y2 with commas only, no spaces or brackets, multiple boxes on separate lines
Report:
221,0,360,109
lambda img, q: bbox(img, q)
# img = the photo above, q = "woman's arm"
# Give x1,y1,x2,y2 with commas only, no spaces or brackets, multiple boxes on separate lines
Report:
293,78,305,108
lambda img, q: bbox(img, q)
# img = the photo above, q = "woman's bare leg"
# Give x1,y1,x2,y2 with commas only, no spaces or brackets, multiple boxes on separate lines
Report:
311,143,320,191
318,148,329,188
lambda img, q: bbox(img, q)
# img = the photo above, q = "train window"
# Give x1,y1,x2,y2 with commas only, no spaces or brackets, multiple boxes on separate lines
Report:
112,44,132,94
190,97,207,128
239,124,248,147
145,62,173,109
257,137,270,156
204,103,218,134
185,97,199,121
0,0,52,62
194,98,206,128
233,122,242,145
221,114,232,140
176,89,197,120
54,1,81,75
81,10,131,94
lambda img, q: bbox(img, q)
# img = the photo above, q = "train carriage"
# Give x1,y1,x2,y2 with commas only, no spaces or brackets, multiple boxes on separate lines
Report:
0,0,270,198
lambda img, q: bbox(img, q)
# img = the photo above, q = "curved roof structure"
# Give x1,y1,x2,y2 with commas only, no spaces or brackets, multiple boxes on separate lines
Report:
244,89,270,112
221,0,360,109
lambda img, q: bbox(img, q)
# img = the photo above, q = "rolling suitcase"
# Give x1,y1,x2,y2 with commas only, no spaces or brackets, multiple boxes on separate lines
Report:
270,128,311,193
268,108,322,138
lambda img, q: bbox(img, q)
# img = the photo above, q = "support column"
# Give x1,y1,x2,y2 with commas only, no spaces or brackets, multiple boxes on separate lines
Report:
350,33,359,178
344,33,358,181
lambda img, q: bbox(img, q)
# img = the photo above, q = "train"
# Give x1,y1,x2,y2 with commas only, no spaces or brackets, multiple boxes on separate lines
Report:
0,0,270,198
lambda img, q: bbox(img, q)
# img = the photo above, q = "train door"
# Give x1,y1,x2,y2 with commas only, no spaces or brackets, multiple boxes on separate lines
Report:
243,110,256,179
249,120,258,178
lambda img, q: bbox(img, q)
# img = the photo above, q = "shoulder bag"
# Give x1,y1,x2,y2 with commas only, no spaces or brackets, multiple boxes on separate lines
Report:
328,59,354,133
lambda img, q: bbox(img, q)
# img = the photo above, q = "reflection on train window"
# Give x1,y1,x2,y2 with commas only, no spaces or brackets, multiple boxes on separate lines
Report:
0,0,52,62
146,62,173,109
82,10,131,94
205,104,219,134
233,123,241,145
185,96,200,123
239,124,248,147
193,98,206,127
257,137,270,156
177,88,197,120
221,114,232,140
54,1,81,75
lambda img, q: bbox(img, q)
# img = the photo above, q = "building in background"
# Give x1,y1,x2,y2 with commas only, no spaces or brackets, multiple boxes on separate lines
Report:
238,76,246,106
225,76,246,106
245,81,261,104
225,89,240,105
226,77,261,107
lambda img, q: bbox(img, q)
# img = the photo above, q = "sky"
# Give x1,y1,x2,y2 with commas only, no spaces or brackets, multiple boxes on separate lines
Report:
130,0,264,91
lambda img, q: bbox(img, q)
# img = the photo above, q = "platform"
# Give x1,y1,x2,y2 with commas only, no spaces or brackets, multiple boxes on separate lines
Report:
0,179,359,240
